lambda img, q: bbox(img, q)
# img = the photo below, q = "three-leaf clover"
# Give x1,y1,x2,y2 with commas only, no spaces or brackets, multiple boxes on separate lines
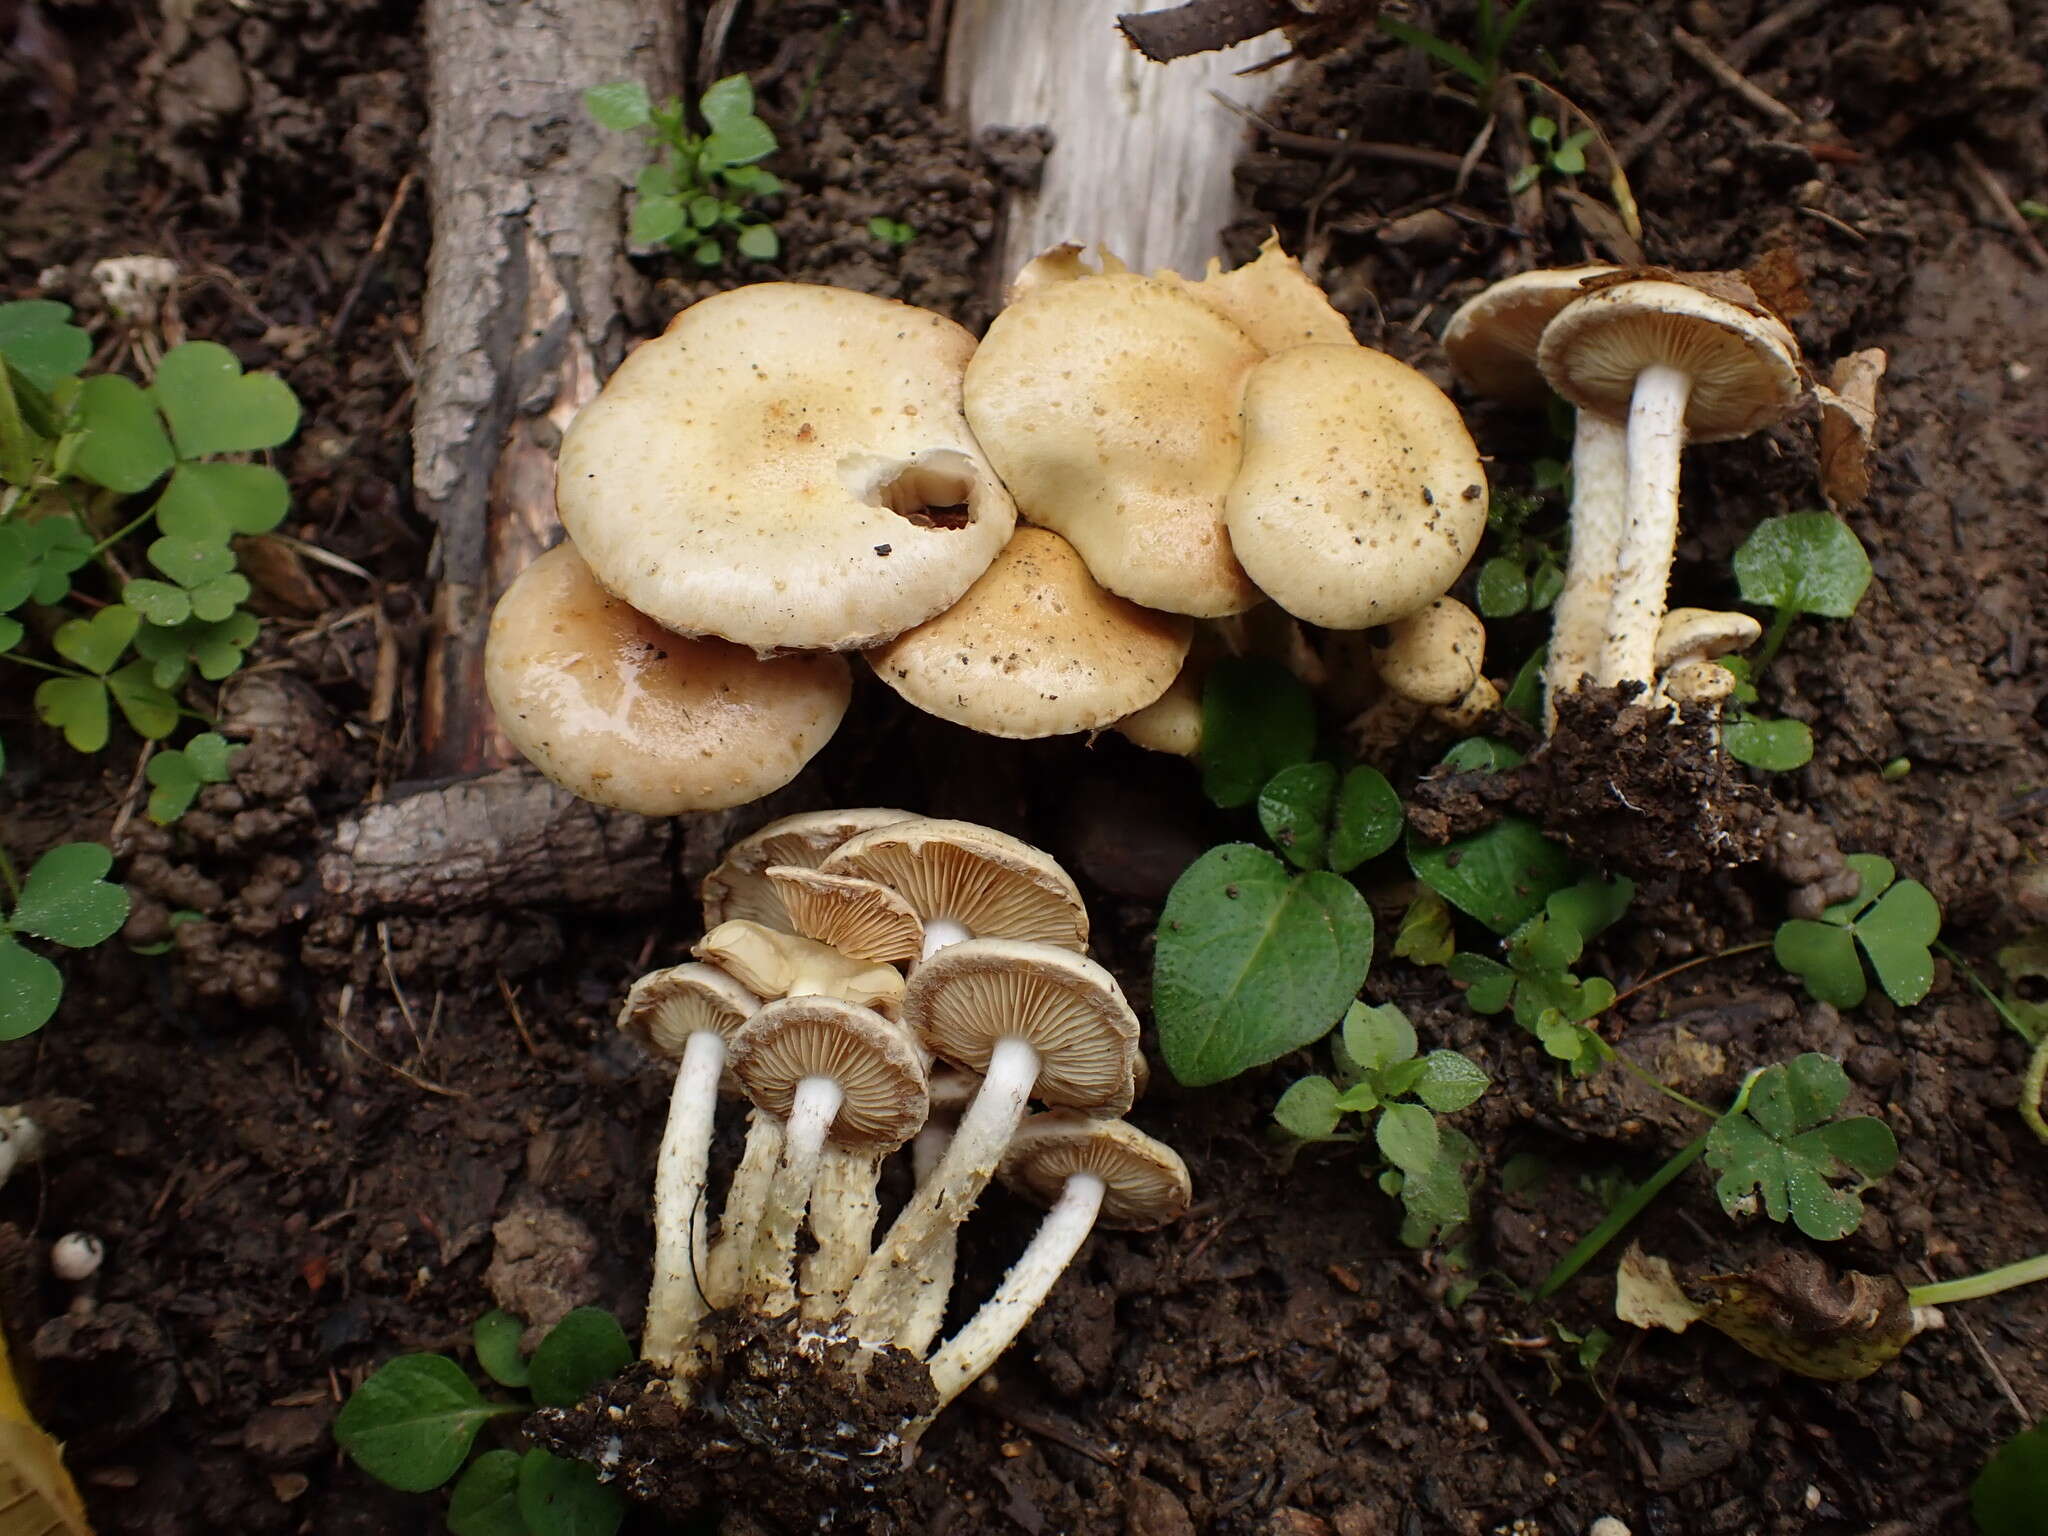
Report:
145,732,238,824
34,607,179,751
1703,1054,1898,1240
1774,854,1940,1008
1732,511,1873,668
0,843,132,1040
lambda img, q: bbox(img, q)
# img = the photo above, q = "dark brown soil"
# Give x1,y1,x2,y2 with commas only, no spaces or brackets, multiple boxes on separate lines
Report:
3,2,2046,1534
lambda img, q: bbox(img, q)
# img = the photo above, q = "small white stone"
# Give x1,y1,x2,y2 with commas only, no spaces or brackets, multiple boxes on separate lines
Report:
51,1232,104,1281
1588,1519,1632,1536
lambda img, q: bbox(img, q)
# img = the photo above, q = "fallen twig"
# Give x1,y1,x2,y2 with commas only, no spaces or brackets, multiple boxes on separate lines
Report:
1619,0,1831,166
1219,94,1500,178
1670,25,1799,127
330,167,419,344
1474,1353,1565,1472
1955,141,2048,272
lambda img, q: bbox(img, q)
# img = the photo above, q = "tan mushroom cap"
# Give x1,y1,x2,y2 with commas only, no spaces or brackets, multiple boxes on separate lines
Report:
1377,597,1486,707
1655,608,1763,670
557,283,1017,653
963,272,1264,618
693,919,906,1019
905,938,1140,1114
1536,280,1804,443
728,996,929,1151
764,865,925,965
1158,233,1357,355
1113,656,1203,756
1441,265,1618,406
700,808,916,931
999,1110,1192,1230
484,543,851,815
1225,345,1488,630
821,818,1088,952
865,528,1193,739
617,961,761,1061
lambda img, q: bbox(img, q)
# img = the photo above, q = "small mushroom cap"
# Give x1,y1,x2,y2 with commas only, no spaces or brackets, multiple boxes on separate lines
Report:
1436,674,1500,732
1112,656,1203,756
618,961,762,1060
998,1110,1192,1229
1536,280,1803,443
1376,597,1486,707
865,528,1193,738
764,865,925,965
1441,265,1618,406
1664,659,1738,705
1157,233,1356,354
1655,607,1763,668
700,808,917,931
694,919,906,1019
963,272,1264,618
1225,345,1488,630
905,938,1140,1114
557,283,1017,652
821,819,1088,952
484,543,851,814
728,996,929,1151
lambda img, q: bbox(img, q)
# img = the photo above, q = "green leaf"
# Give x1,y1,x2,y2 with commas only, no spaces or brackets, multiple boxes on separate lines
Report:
145,751,202,824
1474,556,1528,618
692,239,724,267
151,341,300,458
69,375,174,493
154,461,290,540
632,194,688,245
1705,1057,1893,1240
473,1309,531,1390
35,677,108,752
1545,876,1633,946
1392,890,1455,966
1749,1053,1850,1139
584,80,653,132
1376,14,1488,85
1198,658,1316,809
53,604,139,674
1154,844,1374,1086
448,1450,527,1536
1774,919,1866,1007
148,534,236,588
0,935,63,1041
1414,1051,1489,1113
108,660,180,739
703,117,777,169
1828,854,1896,921
1332,1080,1380,1114
25,515,94,604
136,610,258,686
187,573,249,623
10,841,130,948
1722,715,1813,771
1552,136,1589,174
1376,1102,1441,1176
636,162,679,199
1446,951,1515,1013
1342,1002,1416,1073
123,579,191,626
0,300,90,391
1732,511,1872,620
1508,164,1542,195
0,527,35,612
1328,767,1403,873
517,1449,625,1536
1274,1076,1344,1140
1410,816,1574,935
1258,761,1337,870
1857,880,1940,1005
332,1354,516,1493
1973,1422,2048,1536
735,222,780,261
527,1307,632,1409
0,617,20,652
1528,560,1564,611
697,74,755,132
1528,114,1557,143
182,731,235,781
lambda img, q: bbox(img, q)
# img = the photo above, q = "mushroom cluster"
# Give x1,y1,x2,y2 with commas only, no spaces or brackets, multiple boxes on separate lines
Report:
560,811,1190,1506
487,240,1498,813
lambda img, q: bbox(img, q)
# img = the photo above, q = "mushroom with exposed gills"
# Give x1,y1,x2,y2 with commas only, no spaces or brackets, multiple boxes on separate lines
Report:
764,865,926,966
617,962,762,1371
843,939,1141,1344
700,808,916,931
484,542,852,814
820,818,1088,960
693,920,906,1019
1655,608,1763,708
726,996,928,1315
1537,280,1803,691
914,1111,1189,1426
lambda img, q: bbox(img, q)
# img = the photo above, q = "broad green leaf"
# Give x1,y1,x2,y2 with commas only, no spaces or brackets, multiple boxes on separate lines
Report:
1274,1075,1343,1140
123,579,191,626
34,676,109,752
1409,816,1574,934
689,194,722,228
1973,1422,2048,1536
332,1354,516,1493
154,461,290,539
1342,1002,1416,1073
1392,890,1455,966
1154,844,1374,1086
53,604,139,674
149,534,236,588
1722,715,1813,771
1706,1057,1890,1240
1440,737,1523,772
1327,766,1403,873
152,341,300,458
703,117,777,169
1332,1080,1380,1114
0,526,35,612
26,514,93,604
187,573,249,623
10,842,130,947
1857,880,1940,1005
1399,1127,1477,1231
697,74,755,131
527,1307,632,1409
735,222,779,261
473,1308,531,1390
69,375,174,492
1773,919,1866,1007
692,239,723,267
1198,658,1316,808
1748,1054,1850,1140
1545,876,1634,946
1811,1117,1898,1182
1528,560,1564,610
636,163,678,199
1446,951,1515,1013
0,300,89,391
145,751,202,825
583,79,653,132
0,617,21,652
449,1450,526,1536
108,660,180,739
632,195,688,245
182,731,235,781
1414,1051,1489,1113
1732,511,1872,620
1474,556,1527,617
0,935,63,1040
1258,761,1337,870
1376,1102,1441,1176
517,1448,625,1536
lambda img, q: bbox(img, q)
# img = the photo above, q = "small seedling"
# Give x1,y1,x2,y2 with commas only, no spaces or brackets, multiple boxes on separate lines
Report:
334,1306,632,1535
586,75,781,267
1472,484,1565,619
1773,853,1941,1008
1715,656,1814,772
1377,0,1540,100
1509,114,1594,193
866,216,917,250
1703,1054,1898,1241
1447,874,1634,1077
1732,511,1873,670
1273,1002,1490,1245
0,838,132,1040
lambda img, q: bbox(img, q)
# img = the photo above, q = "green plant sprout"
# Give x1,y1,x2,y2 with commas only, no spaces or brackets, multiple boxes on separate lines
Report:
1509,113,1594,193
334,1306,632,1536
1377,0,1540,102
1732,510,1873,671
1944,937,2048,1145
0,835,131,1041
1714,655,1814,772
1272,1002,1491,1246
1446,874,1635,1077
586,75,781,267
1406,738,1575,934
1773,854,1941,1008
866,215,917,250
1473,483,1566,619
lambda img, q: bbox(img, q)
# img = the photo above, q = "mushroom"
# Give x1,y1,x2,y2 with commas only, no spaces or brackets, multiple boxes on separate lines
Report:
1155,232,1356,353
693,920,906,1019
1376,597,1486,710
1441,266,1627,725
763,865,925,965
484,542,852,815
617,962,762,1369
864,527,1193,739
0,1104,47,1191
892,1068,982,1352
1655,608,1763,707
556,283,1018,654
700,808,917,931
820,818,1087,959
916,1111,1189,1421
843,939,1140,1342
1537,280,1802,691
49,1233,103,1283
1224,343,1488,631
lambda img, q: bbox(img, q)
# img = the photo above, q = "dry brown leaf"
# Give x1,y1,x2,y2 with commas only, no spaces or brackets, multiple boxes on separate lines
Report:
1816,348,1887,510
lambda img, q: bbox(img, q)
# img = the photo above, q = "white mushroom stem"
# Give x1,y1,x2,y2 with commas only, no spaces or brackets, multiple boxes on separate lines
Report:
1544,410,1629,727
742,1075,845,1311
641,1029,727,1370
706,1110,784,1308
0,1106,45,1191
846,1035,1039,1339
1599,363,1693,689
800,1147,882,1323
920,917,972,959
897,1118,962,1353
923,1169,1106,1413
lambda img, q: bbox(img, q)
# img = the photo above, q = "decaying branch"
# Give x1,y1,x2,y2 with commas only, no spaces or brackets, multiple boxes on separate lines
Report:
1116,0,1374,63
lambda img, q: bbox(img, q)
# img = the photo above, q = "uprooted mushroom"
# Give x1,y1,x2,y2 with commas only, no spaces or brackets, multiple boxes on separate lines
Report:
531,811,1191,1515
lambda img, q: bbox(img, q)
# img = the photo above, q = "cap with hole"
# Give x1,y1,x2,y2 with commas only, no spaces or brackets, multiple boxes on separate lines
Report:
865,528,1193,739
557,283,1017,653
763,865,925,965
484,542,851,814
820,819,1087,955
700,808,916,931
1441,265,1617,406
963,272,1265,618
618,961,761,1062
728,996,929,1153
1376,597,1485,707
999,1110,1192,1229
1226,344,1488,630
693,919,906,1019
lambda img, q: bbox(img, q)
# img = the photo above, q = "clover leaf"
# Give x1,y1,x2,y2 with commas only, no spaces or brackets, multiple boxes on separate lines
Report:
11,515,95,606
1774,854,1941,1008
1723,715,1814,771
0,300,90,391
145,732,238,824
155,461,291,541
69,374,175,493
1703,1054,1898,1240
151,341,301,458
0,841,132,1039
133,610,259,687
